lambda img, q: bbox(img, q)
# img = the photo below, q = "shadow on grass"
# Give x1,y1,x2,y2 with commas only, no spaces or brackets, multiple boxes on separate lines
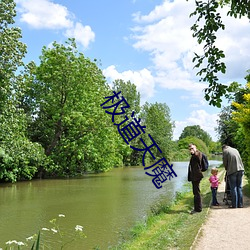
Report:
243,181,250,197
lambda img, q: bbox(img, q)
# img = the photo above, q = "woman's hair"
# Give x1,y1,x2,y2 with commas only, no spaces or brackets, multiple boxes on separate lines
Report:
211,167,218,174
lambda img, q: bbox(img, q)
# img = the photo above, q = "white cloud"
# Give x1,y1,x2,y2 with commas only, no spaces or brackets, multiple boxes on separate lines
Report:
214,7,250,81
65,22,95,48
173,110,219,141
103,65,155,103
131,0,198,91
16,0,95,49
130,0,250,95
16,0,73,29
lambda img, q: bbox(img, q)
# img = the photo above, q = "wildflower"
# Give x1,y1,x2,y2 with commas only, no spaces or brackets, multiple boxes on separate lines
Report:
42,228,50,231
50,218,56,224
6,240,17,245
75,225,83,232
51,228,58,233
58,214,65,217
17,242,25,246
26,236,34,241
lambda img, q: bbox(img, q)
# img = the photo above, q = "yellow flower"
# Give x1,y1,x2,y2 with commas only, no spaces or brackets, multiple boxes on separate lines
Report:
232,101,243,110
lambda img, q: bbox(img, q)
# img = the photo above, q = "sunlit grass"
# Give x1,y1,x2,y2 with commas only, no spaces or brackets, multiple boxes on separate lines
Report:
111,171,225,250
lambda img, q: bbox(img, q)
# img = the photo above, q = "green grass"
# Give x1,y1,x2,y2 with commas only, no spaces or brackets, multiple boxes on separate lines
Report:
110,170,225,250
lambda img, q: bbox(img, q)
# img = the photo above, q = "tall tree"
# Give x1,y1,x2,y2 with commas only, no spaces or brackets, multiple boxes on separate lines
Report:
216,106,239,147
216,73,250,150
0,0,47,182
0,0,27,109
179,125,212,146
24,39,122,175
112,79,140,115
231,76,250,176
112,79,141,165
190,0,250,107
178,136,209,156
140,102,174,162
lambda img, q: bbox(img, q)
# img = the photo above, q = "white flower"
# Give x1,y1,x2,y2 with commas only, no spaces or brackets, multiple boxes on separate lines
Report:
26,236,34,241
6,240,17,245
17,242,25,246
51,228,58,233
42,227,50,231
5,240,24,246
75,225,83,231
58,214,65,217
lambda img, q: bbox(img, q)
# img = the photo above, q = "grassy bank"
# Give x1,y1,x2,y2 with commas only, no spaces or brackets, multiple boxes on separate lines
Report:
110,169,225,250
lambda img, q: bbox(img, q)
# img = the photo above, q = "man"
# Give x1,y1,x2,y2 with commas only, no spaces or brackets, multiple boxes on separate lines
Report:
188,143,204,214
222,144,244,208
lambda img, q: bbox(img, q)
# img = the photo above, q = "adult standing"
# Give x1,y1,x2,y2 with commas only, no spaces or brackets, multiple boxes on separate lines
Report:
222,144,244,208
188,143,204,214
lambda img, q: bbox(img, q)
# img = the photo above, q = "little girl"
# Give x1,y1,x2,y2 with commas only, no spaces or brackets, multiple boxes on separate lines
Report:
209,168,220,206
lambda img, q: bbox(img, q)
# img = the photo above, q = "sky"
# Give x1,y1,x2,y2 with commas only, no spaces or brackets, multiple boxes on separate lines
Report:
14,0,250,141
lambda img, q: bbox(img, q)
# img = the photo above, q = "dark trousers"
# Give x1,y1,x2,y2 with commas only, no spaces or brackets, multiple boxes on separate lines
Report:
192,181,202,212
211,187,218,205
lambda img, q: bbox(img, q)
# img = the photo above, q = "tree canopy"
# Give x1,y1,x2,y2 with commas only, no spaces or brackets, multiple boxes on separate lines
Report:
178,136,209,156
179,125,212,146
24,39,123,175
216,72,250,176
190,0,250,107
0,0,48,182
140,102,174,162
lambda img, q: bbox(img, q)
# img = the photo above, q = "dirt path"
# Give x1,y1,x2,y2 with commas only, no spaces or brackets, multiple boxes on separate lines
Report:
192,173,250,250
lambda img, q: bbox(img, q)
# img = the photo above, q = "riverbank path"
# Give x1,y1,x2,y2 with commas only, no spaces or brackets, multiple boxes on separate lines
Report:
192,173,250,250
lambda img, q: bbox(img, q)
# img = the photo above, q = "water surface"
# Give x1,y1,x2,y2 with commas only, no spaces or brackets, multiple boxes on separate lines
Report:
0,160,221,249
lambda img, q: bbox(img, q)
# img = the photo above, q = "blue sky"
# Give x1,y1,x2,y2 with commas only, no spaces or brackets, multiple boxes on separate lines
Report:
14,0,250,141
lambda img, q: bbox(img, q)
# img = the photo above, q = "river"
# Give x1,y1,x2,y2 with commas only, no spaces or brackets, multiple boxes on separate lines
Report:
0,160,222,249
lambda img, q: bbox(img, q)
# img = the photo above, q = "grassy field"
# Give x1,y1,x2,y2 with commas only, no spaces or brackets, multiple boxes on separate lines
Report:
110,169,226,250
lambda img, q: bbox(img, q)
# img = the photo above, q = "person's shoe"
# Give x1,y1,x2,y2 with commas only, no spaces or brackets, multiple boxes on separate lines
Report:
190,209,201,214
228,205,236,208
238,205,243,208
212,203,220,206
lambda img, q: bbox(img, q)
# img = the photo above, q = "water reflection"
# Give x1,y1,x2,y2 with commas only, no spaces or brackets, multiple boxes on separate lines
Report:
0,160,222,249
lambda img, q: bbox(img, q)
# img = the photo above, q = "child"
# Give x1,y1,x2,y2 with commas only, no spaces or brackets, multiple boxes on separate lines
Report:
209,168,220,206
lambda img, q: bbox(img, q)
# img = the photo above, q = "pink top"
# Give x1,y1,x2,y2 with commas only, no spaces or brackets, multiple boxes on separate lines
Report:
209,175,219,188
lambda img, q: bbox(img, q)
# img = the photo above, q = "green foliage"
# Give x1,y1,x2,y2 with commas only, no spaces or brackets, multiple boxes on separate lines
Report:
216,106,240,147
0,108,50,182
112,79,141,115
24,39,122,175
0,0,27,108
31,231,40,250
189,0,250,107
111,79,141,166
179,125,212,146
222,0,250,19
216,72,250,177
209,141,222,154
0,0,48,182
231,78,250,177
140,102,174,162
178,136,209,156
